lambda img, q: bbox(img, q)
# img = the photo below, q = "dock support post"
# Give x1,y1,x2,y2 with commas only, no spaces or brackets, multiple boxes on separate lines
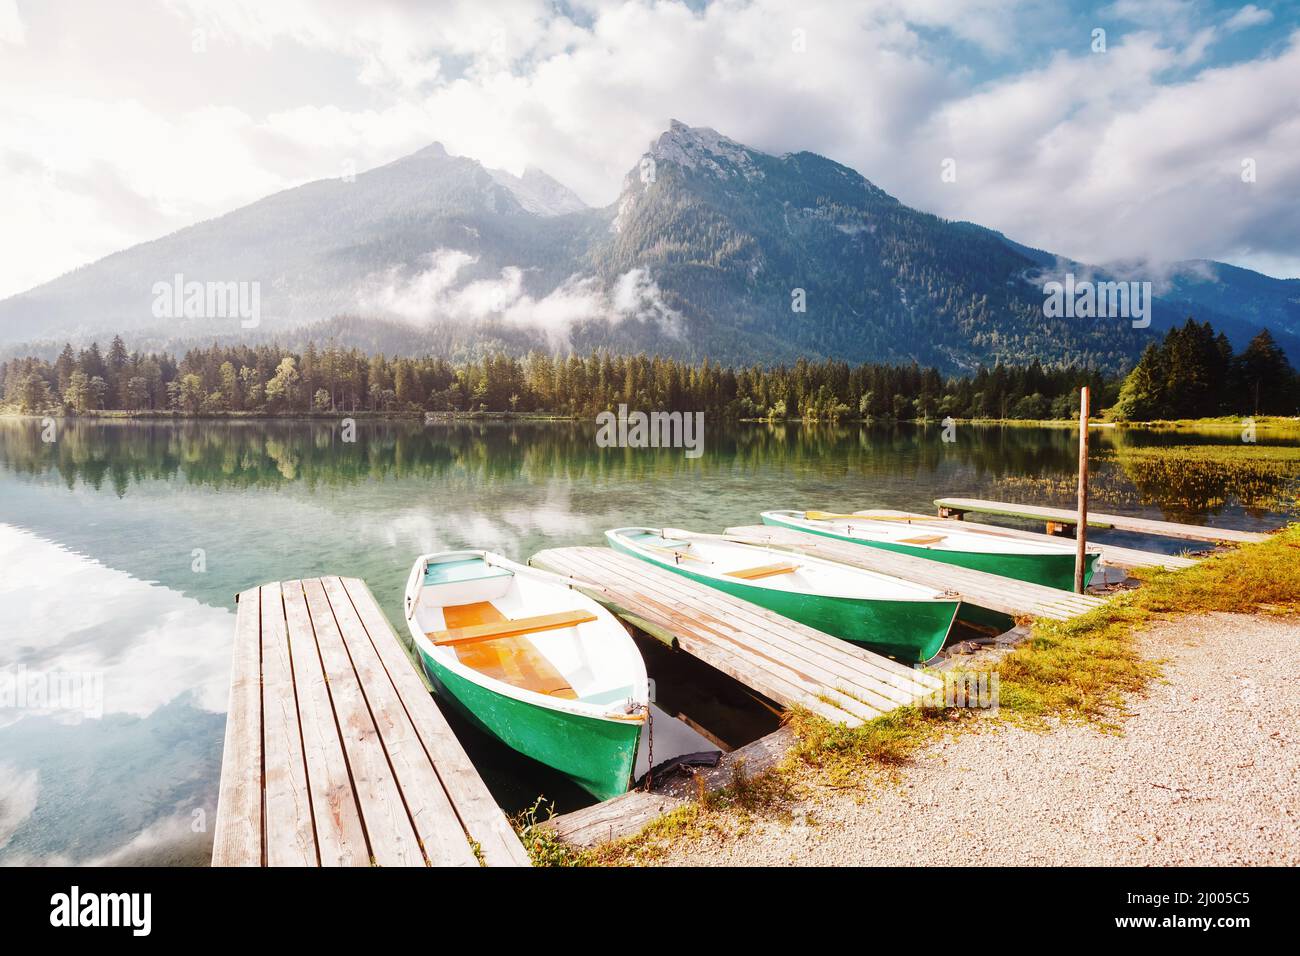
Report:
1074,386,1090,594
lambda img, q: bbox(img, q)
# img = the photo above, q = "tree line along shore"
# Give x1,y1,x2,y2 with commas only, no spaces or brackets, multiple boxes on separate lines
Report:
2,319,1295,423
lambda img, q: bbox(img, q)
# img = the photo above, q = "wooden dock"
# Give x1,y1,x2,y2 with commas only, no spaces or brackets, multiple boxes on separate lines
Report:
722,525,1107,621
854,509,1200,573
212,576,530,867
934,497,1271,545
529,548,943,727
544,727,797,848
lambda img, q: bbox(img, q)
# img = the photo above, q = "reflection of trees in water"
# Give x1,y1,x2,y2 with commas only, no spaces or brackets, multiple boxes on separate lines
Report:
1105,447,1300,519
0,420,1086,494
990,443,1299,520
3,419,1293,521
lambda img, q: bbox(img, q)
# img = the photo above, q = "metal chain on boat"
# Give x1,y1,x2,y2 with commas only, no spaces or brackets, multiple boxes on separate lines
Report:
642,703,653,791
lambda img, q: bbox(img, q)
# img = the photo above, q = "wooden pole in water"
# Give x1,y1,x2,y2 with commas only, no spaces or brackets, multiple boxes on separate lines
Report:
1074,386,1090,594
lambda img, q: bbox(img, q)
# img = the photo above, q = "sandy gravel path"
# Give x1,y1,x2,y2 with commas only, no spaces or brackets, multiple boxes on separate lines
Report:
648,612,1299,866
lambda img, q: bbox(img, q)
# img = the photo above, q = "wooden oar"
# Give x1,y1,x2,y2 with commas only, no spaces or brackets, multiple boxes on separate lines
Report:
803,510,919,522
642,541,711,564
659,528,804,577
486,555,621,597
663,527,787,548
663,527,807,552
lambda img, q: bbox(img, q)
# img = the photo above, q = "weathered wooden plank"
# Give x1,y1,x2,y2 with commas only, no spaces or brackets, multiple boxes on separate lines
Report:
530,548,942,725
319,576,479,867
540,546,939,699
536,552,868,723
590,547,944,703
544,727,797,848
723,526,1107,621
338,576,531,867
260,582,319,866
215,575,530,868
546,549,906,715
281,580,370,866
856,509,1200,571
532,548,881,717
212,586,264,867
723,526,1078,619
933,497,1270,544
543,548,878,707
302,578,424,867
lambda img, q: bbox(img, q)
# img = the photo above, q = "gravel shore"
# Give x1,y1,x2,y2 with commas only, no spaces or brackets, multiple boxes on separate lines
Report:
647,612,1299,866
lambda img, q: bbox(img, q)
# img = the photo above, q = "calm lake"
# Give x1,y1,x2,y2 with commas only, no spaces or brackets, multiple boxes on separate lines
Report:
1,418,1295,864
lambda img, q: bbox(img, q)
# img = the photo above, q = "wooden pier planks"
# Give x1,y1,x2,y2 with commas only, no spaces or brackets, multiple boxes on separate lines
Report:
543,727,798,848
933,497,1270,545
212,575,530,867
722,525,1108,621
854,509,1201,572
529,547,942,728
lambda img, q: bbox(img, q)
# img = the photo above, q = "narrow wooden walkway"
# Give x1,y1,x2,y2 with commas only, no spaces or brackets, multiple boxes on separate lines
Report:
855,509,1199,572
212,576,530,867
934,497,1270,545
723,525,1107,621
529,548,942,727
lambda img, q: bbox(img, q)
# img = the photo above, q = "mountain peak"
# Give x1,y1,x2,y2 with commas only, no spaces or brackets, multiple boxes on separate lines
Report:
647,120,766,182
409,142,449,160
485,165,587,216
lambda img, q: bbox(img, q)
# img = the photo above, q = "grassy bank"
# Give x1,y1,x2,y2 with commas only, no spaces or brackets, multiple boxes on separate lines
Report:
1113,415,1300,432
524,524,1300,865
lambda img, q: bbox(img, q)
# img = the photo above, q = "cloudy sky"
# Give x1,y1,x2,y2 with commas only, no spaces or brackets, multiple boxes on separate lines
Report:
1,0,1297,300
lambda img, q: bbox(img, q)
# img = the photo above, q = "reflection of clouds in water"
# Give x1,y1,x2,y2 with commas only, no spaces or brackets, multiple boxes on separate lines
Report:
79,811,211,867
375,490,592,558
0,697,225,865
0,524,233,726
0,764,39,853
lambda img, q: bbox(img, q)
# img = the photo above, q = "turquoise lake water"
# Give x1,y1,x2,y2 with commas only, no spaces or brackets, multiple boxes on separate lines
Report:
0,418,1292,864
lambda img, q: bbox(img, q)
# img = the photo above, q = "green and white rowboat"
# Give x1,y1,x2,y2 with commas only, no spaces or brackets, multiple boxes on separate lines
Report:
606,527,961,663
405,550,649,802
761,510,1102,592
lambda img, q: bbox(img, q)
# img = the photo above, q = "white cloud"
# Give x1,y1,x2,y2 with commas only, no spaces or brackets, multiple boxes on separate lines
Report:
1225,4,1274,32
0,0,23,45
356,249,682,346
896,27,1300,274
1,0,1297,303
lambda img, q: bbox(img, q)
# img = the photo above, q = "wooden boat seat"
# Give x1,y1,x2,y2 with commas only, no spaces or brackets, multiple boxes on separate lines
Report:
726,561,799,580
431,608,597,647
430,602,587,699
897,534,947,545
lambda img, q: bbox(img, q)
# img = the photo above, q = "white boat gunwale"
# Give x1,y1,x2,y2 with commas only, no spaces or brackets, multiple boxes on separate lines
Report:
609,527,956,603
762,510,1100,558
405,549,648,725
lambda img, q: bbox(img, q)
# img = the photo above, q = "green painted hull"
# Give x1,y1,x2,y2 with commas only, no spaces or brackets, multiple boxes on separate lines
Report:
761,514,1100,592
610,539,958,663
417,648,642,803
